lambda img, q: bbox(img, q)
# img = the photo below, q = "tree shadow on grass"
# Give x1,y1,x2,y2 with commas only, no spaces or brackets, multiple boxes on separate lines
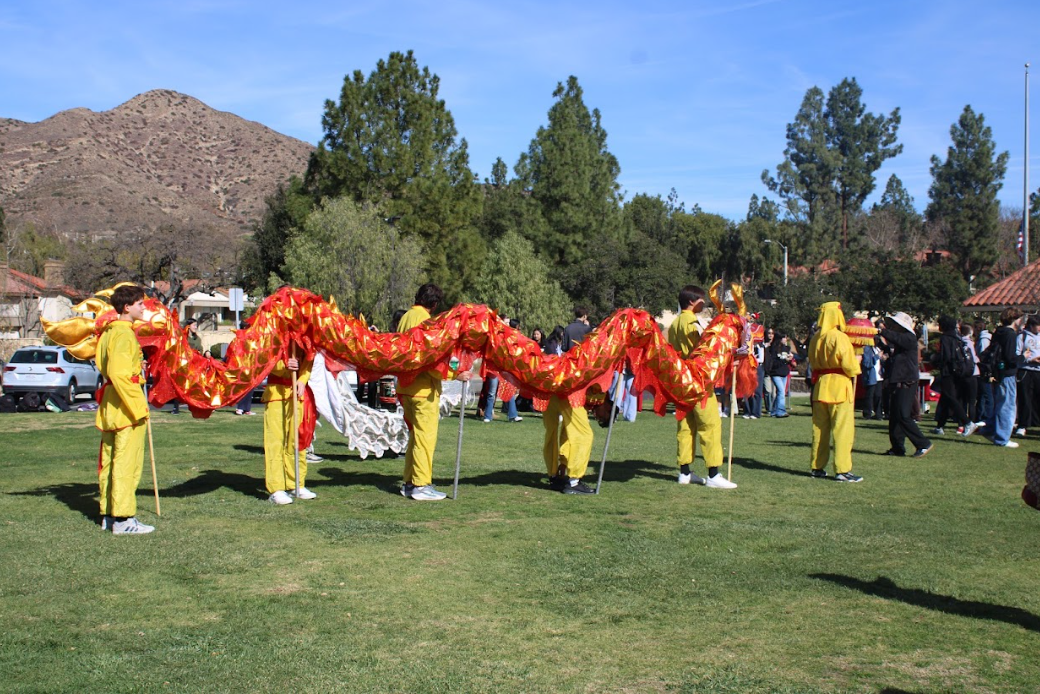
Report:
810,573,1040,633
763,440,879,456
10,482,98,523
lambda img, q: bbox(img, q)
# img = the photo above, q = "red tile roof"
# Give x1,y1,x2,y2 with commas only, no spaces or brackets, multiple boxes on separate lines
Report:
963,258,1040,311
2,267,86,300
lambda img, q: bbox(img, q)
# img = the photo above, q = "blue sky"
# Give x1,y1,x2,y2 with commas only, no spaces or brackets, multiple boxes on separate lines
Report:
1,0,1036,220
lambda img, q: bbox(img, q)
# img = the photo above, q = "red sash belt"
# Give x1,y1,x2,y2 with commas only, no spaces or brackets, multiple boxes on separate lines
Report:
811,368,848,384
267,375,293,387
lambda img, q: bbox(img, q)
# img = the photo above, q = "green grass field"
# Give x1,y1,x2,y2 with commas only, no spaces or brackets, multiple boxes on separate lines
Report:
2,397,1040,693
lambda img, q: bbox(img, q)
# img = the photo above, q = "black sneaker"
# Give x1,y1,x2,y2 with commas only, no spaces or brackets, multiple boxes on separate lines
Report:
882,449,905,457
835,472,863,483
810,468,827,479
548,475,567,492
562,479,595,495
912,445,933,458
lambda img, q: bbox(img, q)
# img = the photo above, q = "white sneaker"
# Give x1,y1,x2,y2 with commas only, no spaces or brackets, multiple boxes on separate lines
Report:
1001,441,1021,448
305,452,324,463
678,472,693,484
961,422,979,437
509,416,523,422
112,517,155,535
101,515,112,531
706,474,737,489
269,490,294,505
292,487,317,500
407,485,447,501
1016,428,1027,437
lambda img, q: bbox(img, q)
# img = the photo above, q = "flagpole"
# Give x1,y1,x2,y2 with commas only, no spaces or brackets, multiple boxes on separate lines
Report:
1026,62,1031,267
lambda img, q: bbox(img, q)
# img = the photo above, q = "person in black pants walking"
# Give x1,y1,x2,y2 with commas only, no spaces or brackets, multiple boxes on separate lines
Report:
879,312,932,457
932,315,977,437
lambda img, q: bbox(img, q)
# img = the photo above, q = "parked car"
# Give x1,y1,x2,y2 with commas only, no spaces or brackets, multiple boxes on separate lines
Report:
2,346,103,402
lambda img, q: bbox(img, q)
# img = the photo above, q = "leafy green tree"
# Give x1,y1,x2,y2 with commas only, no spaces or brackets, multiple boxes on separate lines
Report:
925,105,1009,282
518,76,623,293
306,50,484,300
282,197,425,330
471,230,570,333
836,253,968,321
245,177,313,289
477,157,552,245
825,78,902,248
761,274,841,344
672,209,729,284
3,222,66,277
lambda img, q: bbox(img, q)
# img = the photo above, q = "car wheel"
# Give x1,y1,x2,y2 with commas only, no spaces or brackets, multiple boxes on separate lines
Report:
67,380,77,402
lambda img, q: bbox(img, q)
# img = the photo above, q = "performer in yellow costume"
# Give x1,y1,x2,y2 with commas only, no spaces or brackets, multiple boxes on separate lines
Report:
263,355,313,504
543,394,595,494
397,283,472,501
808,301,863,482
668,285,737,489
96,284,154,534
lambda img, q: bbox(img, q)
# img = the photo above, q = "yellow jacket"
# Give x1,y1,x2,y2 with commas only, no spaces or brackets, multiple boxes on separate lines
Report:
262,359,311,403
808,302,861,404
668,309,702,358
95,320,149,431
396,305,442,398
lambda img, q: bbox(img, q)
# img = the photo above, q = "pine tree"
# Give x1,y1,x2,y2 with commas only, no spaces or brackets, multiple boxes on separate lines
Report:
926,105,1009,282
518,76,623,294
306,50,484,301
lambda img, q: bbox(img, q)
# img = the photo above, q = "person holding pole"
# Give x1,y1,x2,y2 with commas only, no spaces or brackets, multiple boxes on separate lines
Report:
807,302,863,482
262,352,313,504
397,283,472,501
668,285,737,489
96,284,154,534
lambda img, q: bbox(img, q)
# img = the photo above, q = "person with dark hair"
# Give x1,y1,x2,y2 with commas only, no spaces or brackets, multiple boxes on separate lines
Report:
1016,315,1040,437
931,315,977,437
957,322,980,427
668,284,736,489
879,312,932,457
544,326,564,356
96,284,154,534
561,306,590,353
531,327,545,350
983,307,1028,447
397,284,472,500
765,333,794,418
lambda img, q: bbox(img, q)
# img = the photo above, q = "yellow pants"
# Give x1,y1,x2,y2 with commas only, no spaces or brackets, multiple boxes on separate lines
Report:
264,398,306,493
542,396,593,478
676,393,723,470
811,400,855,474
98,421,147,517
402,392,440,486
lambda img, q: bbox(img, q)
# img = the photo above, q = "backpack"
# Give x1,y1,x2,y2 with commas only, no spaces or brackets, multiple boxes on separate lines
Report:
979,343,1004,381
17,391,43,412
0,394,16,413
950,339,974,379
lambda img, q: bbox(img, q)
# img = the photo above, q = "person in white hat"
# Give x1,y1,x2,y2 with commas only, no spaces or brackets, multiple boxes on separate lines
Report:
878,312,932,457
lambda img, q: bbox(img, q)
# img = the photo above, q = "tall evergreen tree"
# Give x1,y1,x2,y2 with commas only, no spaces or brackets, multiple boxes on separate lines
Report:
925,105,1009,282
518,76,622,294
825,78,902,249
306,50,484,300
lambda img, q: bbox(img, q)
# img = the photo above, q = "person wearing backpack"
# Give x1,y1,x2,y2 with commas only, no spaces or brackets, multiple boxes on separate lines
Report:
932,316,977,437
974,319,994,424
1016,315,1040,437
983,307,1029,448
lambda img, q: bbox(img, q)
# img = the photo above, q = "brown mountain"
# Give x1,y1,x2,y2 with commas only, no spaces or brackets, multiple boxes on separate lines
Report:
0,89,314,239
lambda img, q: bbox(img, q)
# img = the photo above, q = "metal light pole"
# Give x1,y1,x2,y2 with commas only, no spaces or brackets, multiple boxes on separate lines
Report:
764,239,788,286
1026,62,1031,267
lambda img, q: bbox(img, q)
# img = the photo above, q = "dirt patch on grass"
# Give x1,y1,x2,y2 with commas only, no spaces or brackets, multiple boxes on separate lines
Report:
879,651,987,692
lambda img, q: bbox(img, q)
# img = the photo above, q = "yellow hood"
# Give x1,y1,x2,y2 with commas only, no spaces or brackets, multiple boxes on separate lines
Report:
816,301,846,334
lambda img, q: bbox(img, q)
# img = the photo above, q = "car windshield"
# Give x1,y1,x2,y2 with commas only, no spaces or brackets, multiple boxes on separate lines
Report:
10,350,58,365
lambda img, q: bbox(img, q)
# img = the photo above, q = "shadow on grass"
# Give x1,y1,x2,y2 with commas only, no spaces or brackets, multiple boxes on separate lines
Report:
318,465,408,496
10,482,98,522
732,456,806,478
162,469,265,499
811,573,1040,633
764,440,880,456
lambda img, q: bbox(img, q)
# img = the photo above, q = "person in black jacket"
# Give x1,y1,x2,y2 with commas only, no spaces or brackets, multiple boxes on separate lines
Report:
765,333,794,417
984,307,1028,447
932,315,977,437
878,312,932,457
561,307,591,353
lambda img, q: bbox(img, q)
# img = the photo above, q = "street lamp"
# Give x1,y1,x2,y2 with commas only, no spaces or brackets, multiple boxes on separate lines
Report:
763,239,788,286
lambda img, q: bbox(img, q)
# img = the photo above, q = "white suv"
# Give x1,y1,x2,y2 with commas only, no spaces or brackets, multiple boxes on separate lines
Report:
2,346,103,402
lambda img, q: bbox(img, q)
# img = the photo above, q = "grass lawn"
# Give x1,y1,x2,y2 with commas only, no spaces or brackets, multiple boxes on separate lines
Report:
2,397,1040,693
